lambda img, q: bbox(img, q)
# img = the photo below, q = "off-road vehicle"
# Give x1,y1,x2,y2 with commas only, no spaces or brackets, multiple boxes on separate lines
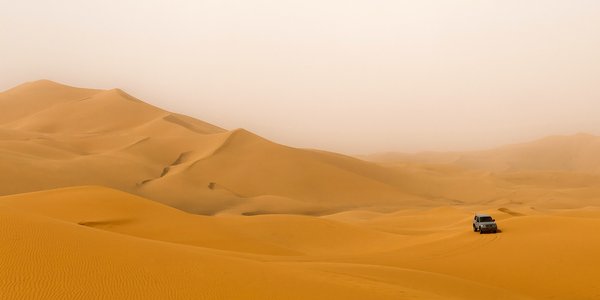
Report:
473,213,497,234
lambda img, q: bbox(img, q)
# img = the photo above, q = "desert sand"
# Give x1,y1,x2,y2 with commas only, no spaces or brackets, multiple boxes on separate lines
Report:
1,80,600,299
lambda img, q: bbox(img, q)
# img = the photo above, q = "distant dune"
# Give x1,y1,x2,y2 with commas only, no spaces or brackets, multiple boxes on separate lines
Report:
2,81,600,299
0,80,436,214
366,132,600,172
3,80,600,213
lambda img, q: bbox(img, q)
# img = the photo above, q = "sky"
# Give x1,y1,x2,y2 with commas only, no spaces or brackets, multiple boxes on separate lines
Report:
1,0,600,154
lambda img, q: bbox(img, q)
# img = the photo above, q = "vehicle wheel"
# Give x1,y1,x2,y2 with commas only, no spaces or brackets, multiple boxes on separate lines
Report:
473,225,478,232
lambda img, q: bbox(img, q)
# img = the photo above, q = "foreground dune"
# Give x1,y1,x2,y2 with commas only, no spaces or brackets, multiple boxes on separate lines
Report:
2,186,600,299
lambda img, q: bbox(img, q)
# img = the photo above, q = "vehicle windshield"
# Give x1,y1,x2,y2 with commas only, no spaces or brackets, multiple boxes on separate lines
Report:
479,216,494,222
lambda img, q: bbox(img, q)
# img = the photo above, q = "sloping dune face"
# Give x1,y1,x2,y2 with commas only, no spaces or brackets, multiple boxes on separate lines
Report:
2,187,600,299
0,80,441,214
366,134,600,208
0,187,410,300
5,81,600,214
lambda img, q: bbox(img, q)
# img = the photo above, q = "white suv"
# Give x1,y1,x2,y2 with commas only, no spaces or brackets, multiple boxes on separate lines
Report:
473,214,497,234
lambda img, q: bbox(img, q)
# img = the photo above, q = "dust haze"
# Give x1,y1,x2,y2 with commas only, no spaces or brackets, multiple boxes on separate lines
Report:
2,0,600,153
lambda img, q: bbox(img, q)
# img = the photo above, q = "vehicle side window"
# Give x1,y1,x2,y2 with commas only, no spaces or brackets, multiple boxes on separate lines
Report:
475,217,479,222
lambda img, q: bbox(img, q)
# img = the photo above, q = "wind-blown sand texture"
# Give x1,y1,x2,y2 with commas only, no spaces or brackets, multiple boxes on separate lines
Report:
1,81,600,299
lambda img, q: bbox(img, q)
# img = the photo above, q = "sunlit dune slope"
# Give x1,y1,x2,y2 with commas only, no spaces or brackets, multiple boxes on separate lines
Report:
325,205,600,300
5,81,600,215
5,186,599,299
0,186,538,299
137,128,438,213
0,186,408,256
2,81,225,135
0,80,440,214
0,80,100,123
1,192,417,300
3,80,600,214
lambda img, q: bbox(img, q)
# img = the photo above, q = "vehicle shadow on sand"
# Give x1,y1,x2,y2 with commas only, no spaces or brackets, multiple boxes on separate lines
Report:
478,229,502,234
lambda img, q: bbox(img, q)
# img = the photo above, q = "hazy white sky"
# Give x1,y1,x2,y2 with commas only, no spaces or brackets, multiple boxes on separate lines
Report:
1,0,600,153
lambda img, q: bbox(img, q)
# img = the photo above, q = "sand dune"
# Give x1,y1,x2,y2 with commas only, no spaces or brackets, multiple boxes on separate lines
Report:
3,186,599,299
0,188,408,300
0,80,435,214
367,133,600,173
2,80,600,299
3,80,600,213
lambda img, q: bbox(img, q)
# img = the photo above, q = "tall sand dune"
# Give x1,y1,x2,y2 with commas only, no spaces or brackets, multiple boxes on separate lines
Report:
3,80,600,214
0,80,434,214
